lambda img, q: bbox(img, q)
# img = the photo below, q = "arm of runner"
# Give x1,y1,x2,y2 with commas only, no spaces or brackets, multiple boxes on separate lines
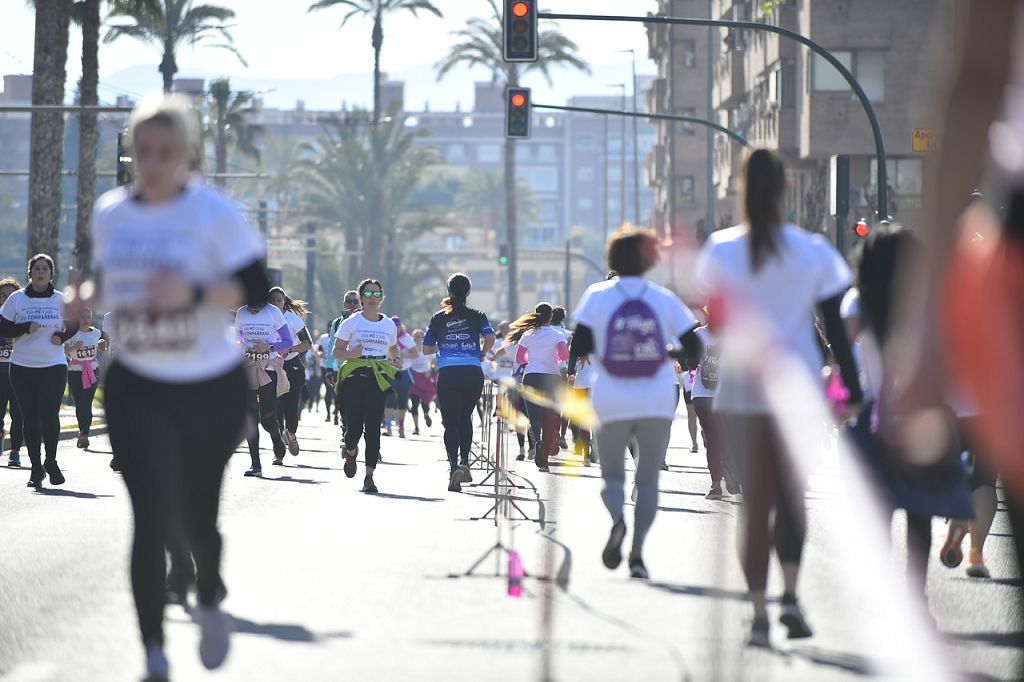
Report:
481,333,496,357
819,293,863,408
290,327,312,355
0,316,35,338
271,325,294,353
515,345,529,366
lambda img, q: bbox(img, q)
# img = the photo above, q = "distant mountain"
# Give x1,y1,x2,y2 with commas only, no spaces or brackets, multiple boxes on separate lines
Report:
99,60,656,112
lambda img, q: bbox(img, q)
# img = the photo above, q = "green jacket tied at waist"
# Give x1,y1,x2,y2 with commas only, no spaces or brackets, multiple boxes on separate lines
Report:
336,357,398,393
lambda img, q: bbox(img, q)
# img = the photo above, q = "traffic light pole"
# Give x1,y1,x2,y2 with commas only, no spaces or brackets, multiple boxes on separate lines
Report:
538,12,889,219
533,103,750,148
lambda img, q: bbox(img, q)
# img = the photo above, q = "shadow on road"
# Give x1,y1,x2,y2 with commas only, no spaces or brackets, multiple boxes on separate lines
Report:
368,492,444,502
259,476,323,485
33,488,115,499
229,614,352,643
290,463,337,471
656,506,714,515
646,581,773,604
943,630,1024,648
777,645,875,676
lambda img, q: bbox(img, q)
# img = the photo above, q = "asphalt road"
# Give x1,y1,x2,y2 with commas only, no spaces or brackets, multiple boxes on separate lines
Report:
0,401,1021,682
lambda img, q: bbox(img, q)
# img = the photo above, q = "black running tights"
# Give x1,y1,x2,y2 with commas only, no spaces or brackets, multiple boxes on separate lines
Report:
0,371,23,450
104,362,246,646
9,364,66,471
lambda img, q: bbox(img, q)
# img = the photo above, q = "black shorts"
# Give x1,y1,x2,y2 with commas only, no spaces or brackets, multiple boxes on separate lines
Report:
960,420,998,489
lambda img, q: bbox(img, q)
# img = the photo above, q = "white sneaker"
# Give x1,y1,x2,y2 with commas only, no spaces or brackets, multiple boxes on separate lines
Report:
193,604,232,670
145,643,169,681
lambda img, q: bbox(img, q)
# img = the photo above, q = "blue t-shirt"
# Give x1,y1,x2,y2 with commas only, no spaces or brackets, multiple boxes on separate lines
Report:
425,307,494,369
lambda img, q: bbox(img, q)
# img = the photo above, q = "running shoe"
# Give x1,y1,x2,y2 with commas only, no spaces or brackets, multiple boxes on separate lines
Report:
361,476,378,494
748,616,771,648
424,413,432,428
661,462,669,471
537,465,550,473
333,413,339,425
705,487,724,500
27,465,44,488
527,444,536,461
690,444,699,454
628,555,649,580
780,597,813,639
602,518,626,569
413,428,420,436
44,459,65,486
76,432,87,449
193,603,232,670
324,413,331,422
516,451,525,461
940,521,968,568
343,449,358,478
80,435,90,450
285,431,300,456
966,549,991,579
448,468,465,493
144,643,170,682
460,464,473,483
243,468,262,478
8,451,21,468
559,436,569,450
272,457,284,466
723,462,741,495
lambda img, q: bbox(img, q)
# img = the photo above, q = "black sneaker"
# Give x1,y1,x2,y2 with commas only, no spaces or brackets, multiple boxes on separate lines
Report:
360,476,378,494
243,468,262,478
343,449,358,478
109,457,121,472
628,555,649,580
44,459,65,486
516,451,525,461
705,487,724,500
602,518,626,569
460,464,473,483
724,462,741,495
8,452,21,468
780,597,813,639
272,457,284,466
748,616,771,648
448,468,465,493
424,414,432,428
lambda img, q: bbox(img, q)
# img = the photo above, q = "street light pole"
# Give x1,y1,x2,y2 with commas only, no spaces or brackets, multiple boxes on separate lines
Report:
617,49,642,225
609,83,627,228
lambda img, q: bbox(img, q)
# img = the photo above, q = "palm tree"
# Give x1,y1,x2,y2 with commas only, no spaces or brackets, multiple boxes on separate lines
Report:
205,78,265,187
105,0,245,93
72,0,100,276
28,0,73,266
307,0,442,124
436,0,587,316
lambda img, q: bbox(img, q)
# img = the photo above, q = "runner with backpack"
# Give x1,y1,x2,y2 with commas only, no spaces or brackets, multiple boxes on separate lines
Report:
690,300,729,498
570,226,702,580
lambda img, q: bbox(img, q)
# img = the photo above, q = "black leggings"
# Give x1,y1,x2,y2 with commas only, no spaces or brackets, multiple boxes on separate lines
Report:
276,358,305,434
409,394,431,417
323,371,336,414
523,372,562,467
104,362,246,646
723,413,806,593
246,372,285,469
67,371,98,435
9,364,66,472
340,369,390,468
437,365,484,471
0,371,23,450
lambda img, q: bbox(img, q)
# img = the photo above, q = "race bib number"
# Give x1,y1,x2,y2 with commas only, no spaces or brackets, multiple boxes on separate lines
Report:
245,348,271,362
75,346,97,361
115,309,198,355
0,346,11,363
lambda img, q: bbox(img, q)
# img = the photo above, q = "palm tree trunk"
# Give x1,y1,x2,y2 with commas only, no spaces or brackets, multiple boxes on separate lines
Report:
504,136,518,318
159,42,177,93
215,124,228,187
28,0,71,266
74,0,100,276
371,9,383,123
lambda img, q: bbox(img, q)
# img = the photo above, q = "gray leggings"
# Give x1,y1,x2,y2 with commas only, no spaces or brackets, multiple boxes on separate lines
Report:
596,418,673,556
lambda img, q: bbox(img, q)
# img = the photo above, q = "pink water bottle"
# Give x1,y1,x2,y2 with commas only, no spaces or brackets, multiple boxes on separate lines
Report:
507,551,524,598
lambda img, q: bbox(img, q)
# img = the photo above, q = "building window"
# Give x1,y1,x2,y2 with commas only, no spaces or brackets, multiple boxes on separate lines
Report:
522,271,537,290
869,157,924,211
576,167,595,182
577,197,593,209
477,144,501,163
682,39,697,69
608,166,623,182
467,270,495,290
521,166,559,192
682,107,697,136
446,144,466,163
608,133,623,153
812,50,885,103
576,133,596,150
538,145,557,162
681,175,696,205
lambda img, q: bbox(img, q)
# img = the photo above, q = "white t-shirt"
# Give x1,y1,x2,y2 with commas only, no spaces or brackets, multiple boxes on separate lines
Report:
282,309,307,361
573,276,698,423
690,327,719,400
0,289,68,368
410,349,433,373
235,305,289,369
518,326,567,376
396,332,417,370
573,355,596,390
65,328,103,372
695,224,852,414
334,313,398,358
92,184,264,383
491,340,521,379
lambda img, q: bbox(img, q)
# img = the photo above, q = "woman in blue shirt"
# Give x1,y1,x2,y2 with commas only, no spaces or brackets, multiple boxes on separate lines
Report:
424,273,495,493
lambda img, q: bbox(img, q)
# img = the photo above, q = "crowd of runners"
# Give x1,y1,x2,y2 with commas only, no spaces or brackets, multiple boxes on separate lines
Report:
4,33,1024,679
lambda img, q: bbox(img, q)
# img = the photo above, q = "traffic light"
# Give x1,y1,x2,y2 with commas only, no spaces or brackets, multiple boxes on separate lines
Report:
505,87,532,139
498,243,510,266
853,219,870,239
503,0,538,63
116,131,133,187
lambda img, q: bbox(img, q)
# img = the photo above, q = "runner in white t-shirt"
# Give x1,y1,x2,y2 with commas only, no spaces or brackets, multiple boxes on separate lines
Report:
572,228,700,582
385,316,420,439
408,328,436,435
0,278,24,468
694,149,861,646
269,286,313,456
64,307,107,450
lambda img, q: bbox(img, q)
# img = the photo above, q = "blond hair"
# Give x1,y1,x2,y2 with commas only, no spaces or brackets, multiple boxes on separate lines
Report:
125,94,200,161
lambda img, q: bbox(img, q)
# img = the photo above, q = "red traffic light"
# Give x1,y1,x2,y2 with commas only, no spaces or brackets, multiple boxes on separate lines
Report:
854,220,870,238
512,1,529,17
511,93,526,107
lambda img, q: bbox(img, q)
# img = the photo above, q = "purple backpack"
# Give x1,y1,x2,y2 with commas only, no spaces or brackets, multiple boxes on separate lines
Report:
602,284,667,378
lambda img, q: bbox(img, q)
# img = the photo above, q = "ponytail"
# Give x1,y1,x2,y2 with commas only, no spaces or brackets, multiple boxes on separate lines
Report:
742,148,786,272
442,272,472,315
269,286,309,319
506,302,553,344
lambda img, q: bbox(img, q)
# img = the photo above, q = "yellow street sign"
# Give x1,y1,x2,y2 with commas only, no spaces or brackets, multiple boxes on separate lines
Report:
913,128,937,152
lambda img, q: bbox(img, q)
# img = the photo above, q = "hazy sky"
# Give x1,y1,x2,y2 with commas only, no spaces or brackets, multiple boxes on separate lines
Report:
0,0,662,109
